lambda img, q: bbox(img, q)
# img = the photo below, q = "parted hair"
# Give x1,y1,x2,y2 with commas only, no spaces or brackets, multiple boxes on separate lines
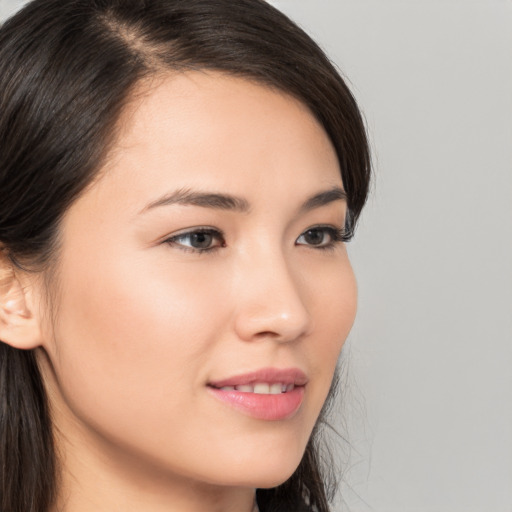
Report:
0,1,371,511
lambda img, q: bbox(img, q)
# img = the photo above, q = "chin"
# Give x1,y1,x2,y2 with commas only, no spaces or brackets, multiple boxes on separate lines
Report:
215,419,313,489
220,450,304,489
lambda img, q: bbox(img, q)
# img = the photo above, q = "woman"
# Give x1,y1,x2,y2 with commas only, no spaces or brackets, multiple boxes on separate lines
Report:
0,1,371,511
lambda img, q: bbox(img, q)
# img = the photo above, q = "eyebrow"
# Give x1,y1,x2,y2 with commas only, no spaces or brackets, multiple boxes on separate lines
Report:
139,186,347,215
299,187,347,213
140,188,250,214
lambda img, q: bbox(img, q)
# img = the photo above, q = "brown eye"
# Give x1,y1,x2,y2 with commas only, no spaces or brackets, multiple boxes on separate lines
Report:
188,231,214,249
165,228,225,253
301,228,326,246
295,226,345,249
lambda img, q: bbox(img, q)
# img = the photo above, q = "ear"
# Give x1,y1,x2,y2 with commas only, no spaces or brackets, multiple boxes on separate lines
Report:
0,251,43,350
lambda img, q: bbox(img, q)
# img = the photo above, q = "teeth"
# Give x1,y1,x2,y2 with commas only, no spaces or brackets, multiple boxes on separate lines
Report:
219,382,295,394
236,385,253,392
253,383,270,394
270,383,282,394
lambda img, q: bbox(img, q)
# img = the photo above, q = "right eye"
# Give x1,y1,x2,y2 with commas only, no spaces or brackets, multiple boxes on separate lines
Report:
163,228,226,253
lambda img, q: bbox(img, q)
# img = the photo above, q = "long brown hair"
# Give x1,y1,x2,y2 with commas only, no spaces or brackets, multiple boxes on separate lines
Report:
0,1,371,510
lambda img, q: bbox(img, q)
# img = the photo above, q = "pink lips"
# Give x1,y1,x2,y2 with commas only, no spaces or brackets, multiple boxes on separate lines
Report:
207,367,307,421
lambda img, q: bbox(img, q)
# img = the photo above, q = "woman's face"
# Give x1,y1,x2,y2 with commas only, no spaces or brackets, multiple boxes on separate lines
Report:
39,72,357,490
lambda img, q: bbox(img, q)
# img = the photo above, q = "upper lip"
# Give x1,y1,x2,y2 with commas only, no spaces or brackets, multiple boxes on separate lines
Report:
208,367,308,389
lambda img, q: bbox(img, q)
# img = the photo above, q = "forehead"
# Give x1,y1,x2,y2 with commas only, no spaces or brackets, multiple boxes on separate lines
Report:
85,71,343,215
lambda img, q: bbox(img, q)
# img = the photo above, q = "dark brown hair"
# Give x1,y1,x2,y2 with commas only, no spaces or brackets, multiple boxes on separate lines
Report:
0,1,371,510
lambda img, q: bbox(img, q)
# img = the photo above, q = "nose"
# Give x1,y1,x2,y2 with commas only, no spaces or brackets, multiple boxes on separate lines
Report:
232,250,313,343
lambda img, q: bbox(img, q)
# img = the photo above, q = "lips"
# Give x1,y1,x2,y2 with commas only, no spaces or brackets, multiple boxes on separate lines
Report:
207,368,307,420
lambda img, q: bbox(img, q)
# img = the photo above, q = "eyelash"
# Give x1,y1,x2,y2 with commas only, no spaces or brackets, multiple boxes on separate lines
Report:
163,225,351,254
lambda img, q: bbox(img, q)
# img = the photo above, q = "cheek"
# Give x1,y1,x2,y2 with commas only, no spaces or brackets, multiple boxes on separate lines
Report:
310,252,357,345
304,260,357,415
56,246,224,356
45,249,227,441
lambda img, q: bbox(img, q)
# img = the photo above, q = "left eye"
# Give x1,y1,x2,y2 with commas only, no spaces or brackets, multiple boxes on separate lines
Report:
295,226,344,247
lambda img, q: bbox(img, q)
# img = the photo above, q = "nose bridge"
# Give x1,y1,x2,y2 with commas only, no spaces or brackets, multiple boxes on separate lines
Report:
232,241,312,342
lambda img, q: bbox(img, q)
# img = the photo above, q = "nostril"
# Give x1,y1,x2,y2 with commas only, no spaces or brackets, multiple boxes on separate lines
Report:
254,331,278,338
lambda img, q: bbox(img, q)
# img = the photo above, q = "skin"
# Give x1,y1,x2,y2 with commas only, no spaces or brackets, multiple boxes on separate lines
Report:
25,72,357,512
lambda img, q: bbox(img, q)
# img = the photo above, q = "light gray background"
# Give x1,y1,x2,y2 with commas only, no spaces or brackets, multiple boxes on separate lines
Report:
1,1,511,511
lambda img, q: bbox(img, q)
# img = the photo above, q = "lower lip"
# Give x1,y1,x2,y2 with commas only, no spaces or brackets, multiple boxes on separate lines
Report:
207,386,305,421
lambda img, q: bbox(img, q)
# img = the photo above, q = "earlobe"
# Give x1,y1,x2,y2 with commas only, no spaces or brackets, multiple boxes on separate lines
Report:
0,252,42,350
